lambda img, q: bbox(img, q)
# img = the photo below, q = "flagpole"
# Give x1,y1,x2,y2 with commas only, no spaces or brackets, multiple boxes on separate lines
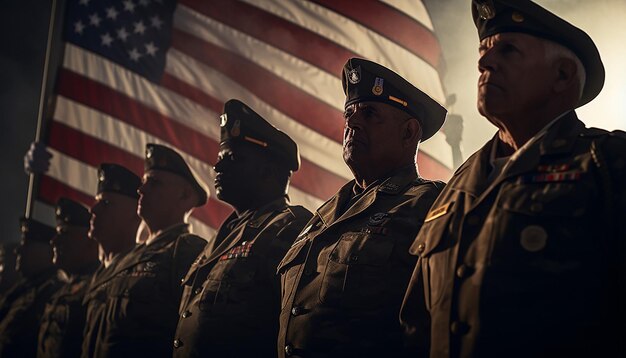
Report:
25,0,58,218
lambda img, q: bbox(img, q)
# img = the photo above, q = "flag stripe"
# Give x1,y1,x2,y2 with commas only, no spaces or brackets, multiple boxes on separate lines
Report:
379,0,434,31
310,0,442,70
179,0,354,78
237,0,445,103
171,29,345,143
57,69,343,200
47,121,232,229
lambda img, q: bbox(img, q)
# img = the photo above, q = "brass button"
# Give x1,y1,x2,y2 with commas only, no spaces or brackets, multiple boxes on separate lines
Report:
194,287,202,295
284,344,294,356
450,321,470,335
173,339,182,348
182,310,191,318
417,243,426,253
291,306,303,316
456,264,473,279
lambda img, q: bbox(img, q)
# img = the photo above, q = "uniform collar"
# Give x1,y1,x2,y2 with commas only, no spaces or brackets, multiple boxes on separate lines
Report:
316,165,419,228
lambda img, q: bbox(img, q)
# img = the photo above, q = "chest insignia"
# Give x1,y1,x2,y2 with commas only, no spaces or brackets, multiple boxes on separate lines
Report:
219,241,253,261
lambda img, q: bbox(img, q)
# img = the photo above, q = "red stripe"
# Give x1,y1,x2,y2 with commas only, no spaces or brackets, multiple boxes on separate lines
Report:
47,121,232,229
311,0,442,71
39,175,95,208
179,0,356,76
56,69,347,199
171,29,345,143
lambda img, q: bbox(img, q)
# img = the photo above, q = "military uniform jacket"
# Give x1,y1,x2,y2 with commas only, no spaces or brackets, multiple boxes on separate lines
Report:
400,111,626,358
81,250,133,358
0,269,62,358
173,197,312,357
277,166,442,358
37,263,99,358
93,224,205,358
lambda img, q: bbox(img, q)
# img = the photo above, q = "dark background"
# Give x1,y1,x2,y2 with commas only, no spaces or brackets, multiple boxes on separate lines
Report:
1,0,624,244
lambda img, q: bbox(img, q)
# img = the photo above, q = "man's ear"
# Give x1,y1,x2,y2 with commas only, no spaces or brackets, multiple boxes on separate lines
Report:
403,118,422,147
553,57,578,94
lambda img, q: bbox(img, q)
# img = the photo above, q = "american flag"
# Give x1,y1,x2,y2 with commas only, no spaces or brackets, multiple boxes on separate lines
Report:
35,0,453,241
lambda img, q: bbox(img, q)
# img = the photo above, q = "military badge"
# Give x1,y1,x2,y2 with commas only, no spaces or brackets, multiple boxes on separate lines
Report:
368,212,389,226
220,113,228,127
372,77,384,95
520,225,548,252
146,146,154,159
347,66,361,84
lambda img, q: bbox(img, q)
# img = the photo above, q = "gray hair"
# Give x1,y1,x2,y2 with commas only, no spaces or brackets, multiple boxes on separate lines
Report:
542,39,586,100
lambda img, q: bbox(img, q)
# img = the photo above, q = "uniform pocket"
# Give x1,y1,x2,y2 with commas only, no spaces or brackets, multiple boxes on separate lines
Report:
318,232,394,308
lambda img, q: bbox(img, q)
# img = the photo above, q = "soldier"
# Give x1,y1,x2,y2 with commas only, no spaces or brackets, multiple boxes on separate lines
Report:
277,58,447,357
37,198,100,357
81,163,142,358
93,144,206,357
173,99,313,357
400,1,626,357
0,218,62,357
0,242,20,299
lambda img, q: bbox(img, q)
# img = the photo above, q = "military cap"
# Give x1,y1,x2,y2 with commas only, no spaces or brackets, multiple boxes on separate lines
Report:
20,217,55,243
97,163,141,199
55,198,91,228
342,58,447,141
144,143,208,206
471,0,604,107
219,99,300,171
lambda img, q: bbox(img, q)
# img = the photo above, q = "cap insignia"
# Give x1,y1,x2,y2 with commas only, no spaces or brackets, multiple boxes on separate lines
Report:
220,113,228,127
347,67,361,84
477,1,496,20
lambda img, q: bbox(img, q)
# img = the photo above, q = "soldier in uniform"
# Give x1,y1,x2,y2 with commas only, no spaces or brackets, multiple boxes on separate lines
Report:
0,242,20,299
0,218,62,357
37,198,100,357
173,99,313,357
277,58,447,358
93,144,206,357
400,1,626,357
81,163,142,358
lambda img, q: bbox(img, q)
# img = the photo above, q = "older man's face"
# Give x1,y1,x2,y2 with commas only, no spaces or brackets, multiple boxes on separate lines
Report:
342,101,409,175
477,32,554,120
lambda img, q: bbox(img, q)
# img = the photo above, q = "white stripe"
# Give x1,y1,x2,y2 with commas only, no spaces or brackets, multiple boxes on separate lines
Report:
175,5,345,110
165,49,353,179
238,0,446,104
379,0,434,31
32,201,57,228
52,97,325,210
46,148,217,240
63,43,352,181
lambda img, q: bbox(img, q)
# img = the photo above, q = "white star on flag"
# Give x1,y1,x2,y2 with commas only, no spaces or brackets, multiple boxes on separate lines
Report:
105,7,118,20
101,33,113,47
145,42,158,56
123,0,135,13
150,15,163,29
128,48,142,61
74,20,85,34
117,27,129,41
134,21,146,35
89,13,101,27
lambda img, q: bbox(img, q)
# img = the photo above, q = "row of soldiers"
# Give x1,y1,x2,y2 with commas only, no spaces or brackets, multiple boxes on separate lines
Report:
2,1,626,357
